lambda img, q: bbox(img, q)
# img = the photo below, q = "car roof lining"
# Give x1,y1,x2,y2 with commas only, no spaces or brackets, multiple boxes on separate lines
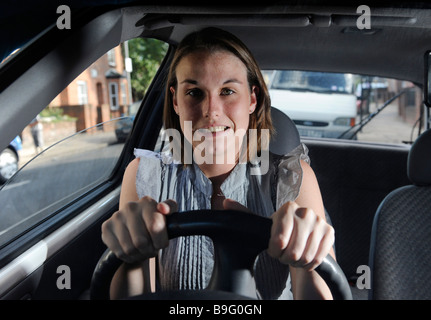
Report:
127,5,431,85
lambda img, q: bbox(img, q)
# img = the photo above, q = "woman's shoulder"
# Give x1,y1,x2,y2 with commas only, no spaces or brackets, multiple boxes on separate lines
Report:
134,148,162,160
134,148,181,165
279,143,309,163
272,143,311,207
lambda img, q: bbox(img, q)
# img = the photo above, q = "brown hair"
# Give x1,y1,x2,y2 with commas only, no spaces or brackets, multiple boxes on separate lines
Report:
163,27,274,163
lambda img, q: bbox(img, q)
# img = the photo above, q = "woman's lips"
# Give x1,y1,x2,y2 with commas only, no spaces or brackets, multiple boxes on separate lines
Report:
199,126,228,133
194,126,232,137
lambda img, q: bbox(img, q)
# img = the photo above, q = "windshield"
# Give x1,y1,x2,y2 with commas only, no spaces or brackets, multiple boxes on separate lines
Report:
270,70,354,94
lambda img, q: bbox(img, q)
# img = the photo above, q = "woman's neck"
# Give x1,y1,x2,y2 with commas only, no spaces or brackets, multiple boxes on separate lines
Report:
198,162,236,210
209,171,230,210
198,162,236,181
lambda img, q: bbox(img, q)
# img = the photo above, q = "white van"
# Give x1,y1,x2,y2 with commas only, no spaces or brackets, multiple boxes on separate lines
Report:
266,70,358,139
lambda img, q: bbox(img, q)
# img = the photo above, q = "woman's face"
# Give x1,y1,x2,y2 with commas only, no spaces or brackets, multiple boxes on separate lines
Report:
170,49,257,164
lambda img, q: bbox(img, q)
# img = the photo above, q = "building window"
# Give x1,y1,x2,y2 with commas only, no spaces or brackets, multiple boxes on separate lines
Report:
109,82,119,110
90,68,98,78
121,82,127,105
77,81,88,105
107,49,116,67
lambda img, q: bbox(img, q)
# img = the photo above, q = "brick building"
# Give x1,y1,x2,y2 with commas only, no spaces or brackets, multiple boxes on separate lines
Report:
49,44,131,132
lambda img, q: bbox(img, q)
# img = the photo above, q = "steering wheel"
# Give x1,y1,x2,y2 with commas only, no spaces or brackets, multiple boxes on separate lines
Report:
90,210,352,300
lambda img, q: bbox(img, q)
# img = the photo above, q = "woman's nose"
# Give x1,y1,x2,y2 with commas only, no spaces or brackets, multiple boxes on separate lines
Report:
203,94,221,118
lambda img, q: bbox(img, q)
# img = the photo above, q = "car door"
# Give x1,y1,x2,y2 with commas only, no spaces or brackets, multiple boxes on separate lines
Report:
0,6,169,299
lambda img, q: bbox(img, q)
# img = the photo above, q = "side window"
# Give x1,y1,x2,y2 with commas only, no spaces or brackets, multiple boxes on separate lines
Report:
264,70,425,145
0,38,168,250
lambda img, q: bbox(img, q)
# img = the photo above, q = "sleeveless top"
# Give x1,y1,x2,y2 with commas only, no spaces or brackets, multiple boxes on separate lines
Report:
134,143,310,300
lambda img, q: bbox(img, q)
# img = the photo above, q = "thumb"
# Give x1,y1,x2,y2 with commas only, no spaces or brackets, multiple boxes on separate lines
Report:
223,198,251,213
157,199,178,215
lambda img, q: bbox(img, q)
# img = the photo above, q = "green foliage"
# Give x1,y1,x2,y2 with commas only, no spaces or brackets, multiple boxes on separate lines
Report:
40,106,64,118
126,38,168,101
40,107,77,122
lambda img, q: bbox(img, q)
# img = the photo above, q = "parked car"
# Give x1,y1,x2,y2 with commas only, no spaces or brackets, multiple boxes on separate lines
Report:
1,1,431,303
0,136,22,183
267,70,357,139
115,100,141,142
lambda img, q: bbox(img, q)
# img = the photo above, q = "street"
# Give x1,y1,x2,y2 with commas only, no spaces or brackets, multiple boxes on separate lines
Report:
0,129,124,241
355,102,419,145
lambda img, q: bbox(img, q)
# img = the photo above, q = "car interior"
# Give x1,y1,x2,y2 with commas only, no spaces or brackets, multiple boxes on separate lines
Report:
0,2,431,300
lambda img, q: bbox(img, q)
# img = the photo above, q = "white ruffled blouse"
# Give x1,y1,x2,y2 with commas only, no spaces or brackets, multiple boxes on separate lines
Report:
134,143,310,299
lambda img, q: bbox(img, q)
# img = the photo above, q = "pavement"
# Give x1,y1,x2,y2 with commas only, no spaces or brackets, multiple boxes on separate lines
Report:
18,128,119,168
355,102,420,145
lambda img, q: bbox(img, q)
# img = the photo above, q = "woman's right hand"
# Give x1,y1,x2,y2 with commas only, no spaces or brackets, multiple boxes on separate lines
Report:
101,196,178,264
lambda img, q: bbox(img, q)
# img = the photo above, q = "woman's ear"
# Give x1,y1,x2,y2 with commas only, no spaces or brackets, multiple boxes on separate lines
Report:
170,86,179,115
249,85,258,114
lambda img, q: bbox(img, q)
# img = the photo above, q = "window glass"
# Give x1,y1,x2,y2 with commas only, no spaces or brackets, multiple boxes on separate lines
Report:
0,38,168,249
77,81,88,105
0,121,122,248
109,82,119,110
264,70,425,144
107,49,116,67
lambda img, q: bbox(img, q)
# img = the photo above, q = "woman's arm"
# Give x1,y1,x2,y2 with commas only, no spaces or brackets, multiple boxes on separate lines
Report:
119,158,140,209
290,160,335,299
105,158,163,299
268,159,335,300
109,158,150,299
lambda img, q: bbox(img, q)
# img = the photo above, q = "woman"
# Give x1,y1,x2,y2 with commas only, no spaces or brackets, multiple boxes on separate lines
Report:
101,27,335,300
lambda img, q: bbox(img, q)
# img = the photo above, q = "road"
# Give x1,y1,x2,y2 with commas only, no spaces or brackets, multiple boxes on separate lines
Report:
0,130,124,244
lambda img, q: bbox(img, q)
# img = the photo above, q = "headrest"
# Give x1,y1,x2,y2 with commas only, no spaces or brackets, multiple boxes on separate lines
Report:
269,107,301,155
408,129,431,186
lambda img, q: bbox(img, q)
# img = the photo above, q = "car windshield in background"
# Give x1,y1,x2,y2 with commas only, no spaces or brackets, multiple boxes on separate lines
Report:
270,70,354,94
265,70,423,144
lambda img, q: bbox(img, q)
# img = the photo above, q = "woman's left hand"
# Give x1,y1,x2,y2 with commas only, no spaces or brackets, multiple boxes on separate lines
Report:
223,198,334,271
267,201,335,271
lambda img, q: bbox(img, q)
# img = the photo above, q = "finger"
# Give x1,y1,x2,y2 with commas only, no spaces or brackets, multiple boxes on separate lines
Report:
141,200,169,252
157,199,178,215
101,220,128,261
102,212,142,263
223,198,251,213
303,225,335,271
281,207,315,266
298,228,322,270
124,203,154,258
267,201,296,259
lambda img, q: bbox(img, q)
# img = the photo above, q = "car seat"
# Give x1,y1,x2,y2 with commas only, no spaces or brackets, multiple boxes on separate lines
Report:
269,107,301,155
270,106,335,229
369,128,431,299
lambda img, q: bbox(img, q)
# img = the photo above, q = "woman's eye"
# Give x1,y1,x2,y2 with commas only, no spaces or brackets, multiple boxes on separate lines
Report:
221,88,234,96
186,88,202,97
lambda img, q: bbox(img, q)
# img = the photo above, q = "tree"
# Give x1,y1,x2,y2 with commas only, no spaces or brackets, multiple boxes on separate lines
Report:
126,38,168,101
